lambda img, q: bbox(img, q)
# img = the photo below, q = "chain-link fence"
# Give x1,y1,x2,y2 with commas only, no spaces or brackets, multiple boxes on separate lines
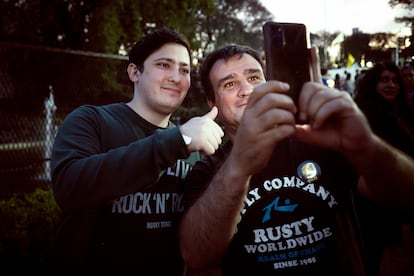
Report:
0,42,131,196
0,41,209,274
0,41,209,197
0,91,56,194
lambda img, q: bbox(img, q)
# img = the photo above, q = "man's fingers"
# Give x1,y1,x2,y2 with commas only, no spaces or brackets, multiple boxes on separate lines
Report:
203,106,219,121
310,46,322,84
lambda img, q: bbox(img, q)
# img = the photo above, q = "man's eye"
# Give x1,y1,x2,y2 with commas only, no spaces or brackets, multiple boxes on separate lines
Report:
224,81,235,88
159,63,169,68
181,68,190,74
249,75,260,81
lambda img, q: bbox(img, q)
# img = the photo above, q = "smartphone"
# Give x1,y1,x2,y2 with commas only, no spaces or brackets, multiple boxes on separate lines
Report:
263,21,312,122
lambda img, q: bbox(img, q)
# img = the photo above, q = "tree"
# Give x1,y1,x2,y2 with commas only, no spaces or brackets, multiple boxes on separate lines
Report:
0,0,216,54
0,0,276,122
0,0,98,49
389,0,414,11
0,0,275,60
388,0,414,27
343,33,371,65
388,0,414,60
196,0,274,56
311,31,342,69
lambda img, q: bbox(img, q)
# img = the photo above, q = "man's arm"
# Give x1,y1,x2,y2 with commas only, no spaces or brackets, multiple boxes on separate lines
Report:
52,105,223,211
297,46,414,210
349,135,414,209
180,82,298,269
294,82,414,210
52,107,188,211
179,155,249,268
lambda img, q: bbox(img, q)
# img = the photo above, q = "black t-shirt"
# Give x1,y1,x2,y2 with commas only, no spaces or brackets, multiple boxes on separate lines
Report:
184,139,365,275
50,103,200,275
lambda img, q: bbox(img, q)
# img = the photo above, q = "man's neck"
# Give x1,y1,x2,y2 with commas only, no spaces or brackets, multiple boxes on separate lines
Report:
126,100,170,128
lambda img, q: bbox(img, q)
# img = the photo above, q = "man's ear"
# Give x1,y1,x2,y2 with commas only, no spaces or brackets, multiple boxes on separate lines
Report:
127,63,140,82
207,99,215,108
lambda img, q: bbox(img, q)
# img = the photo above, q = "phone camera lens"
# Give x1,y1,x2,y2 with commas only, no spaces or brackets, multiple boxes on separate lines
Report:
272,27,285,48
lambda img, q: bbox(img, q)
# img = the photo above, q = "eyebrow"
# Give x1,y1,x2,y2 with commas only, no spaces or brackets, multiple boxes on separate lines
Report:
154,57,190,67
216,68,262,89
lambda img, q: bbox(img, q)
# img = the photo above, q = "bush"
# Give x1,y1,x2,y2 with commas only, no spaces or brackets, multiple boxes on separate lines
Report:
0,188,61,274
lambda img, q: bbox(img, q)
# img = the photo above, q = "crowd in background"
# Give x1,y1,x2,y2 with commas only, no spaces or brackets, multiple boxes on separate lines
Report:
343,60,414,276
47,25,414,275
324,62,414,104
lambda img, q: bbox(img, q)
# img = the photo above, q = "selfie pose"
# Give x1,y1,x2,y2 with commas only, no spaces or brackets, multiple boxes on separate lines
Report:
179,43,414,275
354,61,414,275
49,28,223,275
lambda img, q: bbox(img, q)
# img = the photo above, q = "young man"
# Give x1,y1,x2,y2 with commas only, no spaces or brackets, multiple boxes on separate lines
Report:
49,28,223,275
179,45,414,275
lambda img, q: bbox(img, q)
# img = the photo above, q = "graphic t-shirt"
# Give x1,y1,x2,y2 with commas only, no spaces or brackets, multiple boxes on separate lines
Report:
184,139,365,275
51,103,200,275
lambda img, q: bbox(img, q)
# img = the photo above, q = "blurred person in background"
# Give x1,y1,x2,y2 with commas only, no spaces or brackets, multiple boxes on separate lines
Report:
400,62,414,102
354,69,368,95
321,67,330,86
354,60,414,276
334,73,343,89
343,72,355,98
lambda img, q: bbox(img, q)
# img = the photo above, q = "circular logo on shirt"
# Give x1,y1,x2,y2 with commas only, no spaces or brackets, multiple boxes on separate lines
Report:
297,160,321,183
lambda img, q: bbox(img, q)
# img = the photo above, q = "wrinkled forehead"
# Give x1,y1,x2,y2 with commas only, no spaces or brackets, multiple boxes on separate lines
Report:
210,54,263,85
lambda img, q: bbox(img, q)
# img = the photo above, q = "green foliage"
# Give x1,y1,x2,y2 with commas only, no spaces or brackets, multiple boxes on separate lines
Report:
0,188,61,270
193,0,272,55
0,0,278,126
0,0,273,56
388,0,414,26
87,0,132,53
389,0,414,9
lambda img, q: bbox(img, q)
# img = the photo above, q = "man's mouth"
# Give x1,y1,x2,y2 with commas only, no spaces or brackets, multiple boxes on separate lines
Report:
237,101,249,108
162,86,181,94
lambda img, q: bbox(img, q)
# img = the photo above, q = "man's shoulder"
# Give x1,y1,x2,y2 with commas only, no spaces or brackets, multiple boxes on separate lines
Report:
70,102,127,117
60,103,127,128
73,102,123,110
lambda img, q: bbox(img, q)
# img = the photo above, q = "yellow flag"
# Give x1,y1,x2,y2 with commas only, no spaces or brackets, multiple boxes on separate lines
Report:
347,53,355,68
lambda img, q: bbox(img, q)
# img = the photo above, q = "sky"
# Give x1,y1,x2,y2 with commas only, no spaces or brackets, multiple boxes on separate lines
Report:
260,0,409,35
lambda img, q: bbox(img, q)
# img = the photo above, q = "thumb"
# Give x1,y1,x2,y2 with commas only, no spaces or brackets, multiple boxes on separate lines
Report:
202,106,218,120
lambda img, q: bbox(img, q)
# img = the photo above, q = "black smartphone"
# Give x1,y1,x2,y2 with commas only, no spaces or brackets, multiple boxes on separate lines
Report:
263,21,312,121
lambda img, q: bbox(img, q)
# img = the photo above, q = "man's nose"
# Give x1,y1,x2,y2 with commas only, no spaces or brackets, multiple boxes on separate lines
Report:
239,82,254,97
169,69,180,83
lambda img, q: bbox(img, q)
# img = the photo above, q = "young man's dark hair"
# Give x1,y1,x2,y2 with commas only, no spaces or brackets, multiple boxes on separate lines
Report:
49,27,223,275
200,45,264,102
128,28,191,72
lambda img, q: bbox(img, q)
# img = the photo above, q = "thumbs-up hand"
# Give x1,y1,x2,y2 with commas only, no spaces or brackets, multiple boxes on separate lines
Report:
179,106,224,155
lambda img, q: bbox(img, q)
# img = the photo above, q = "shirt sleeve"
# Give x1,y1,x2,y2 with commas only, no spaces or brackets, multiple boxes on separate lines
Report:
51,105,189,211
182,141,232,210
